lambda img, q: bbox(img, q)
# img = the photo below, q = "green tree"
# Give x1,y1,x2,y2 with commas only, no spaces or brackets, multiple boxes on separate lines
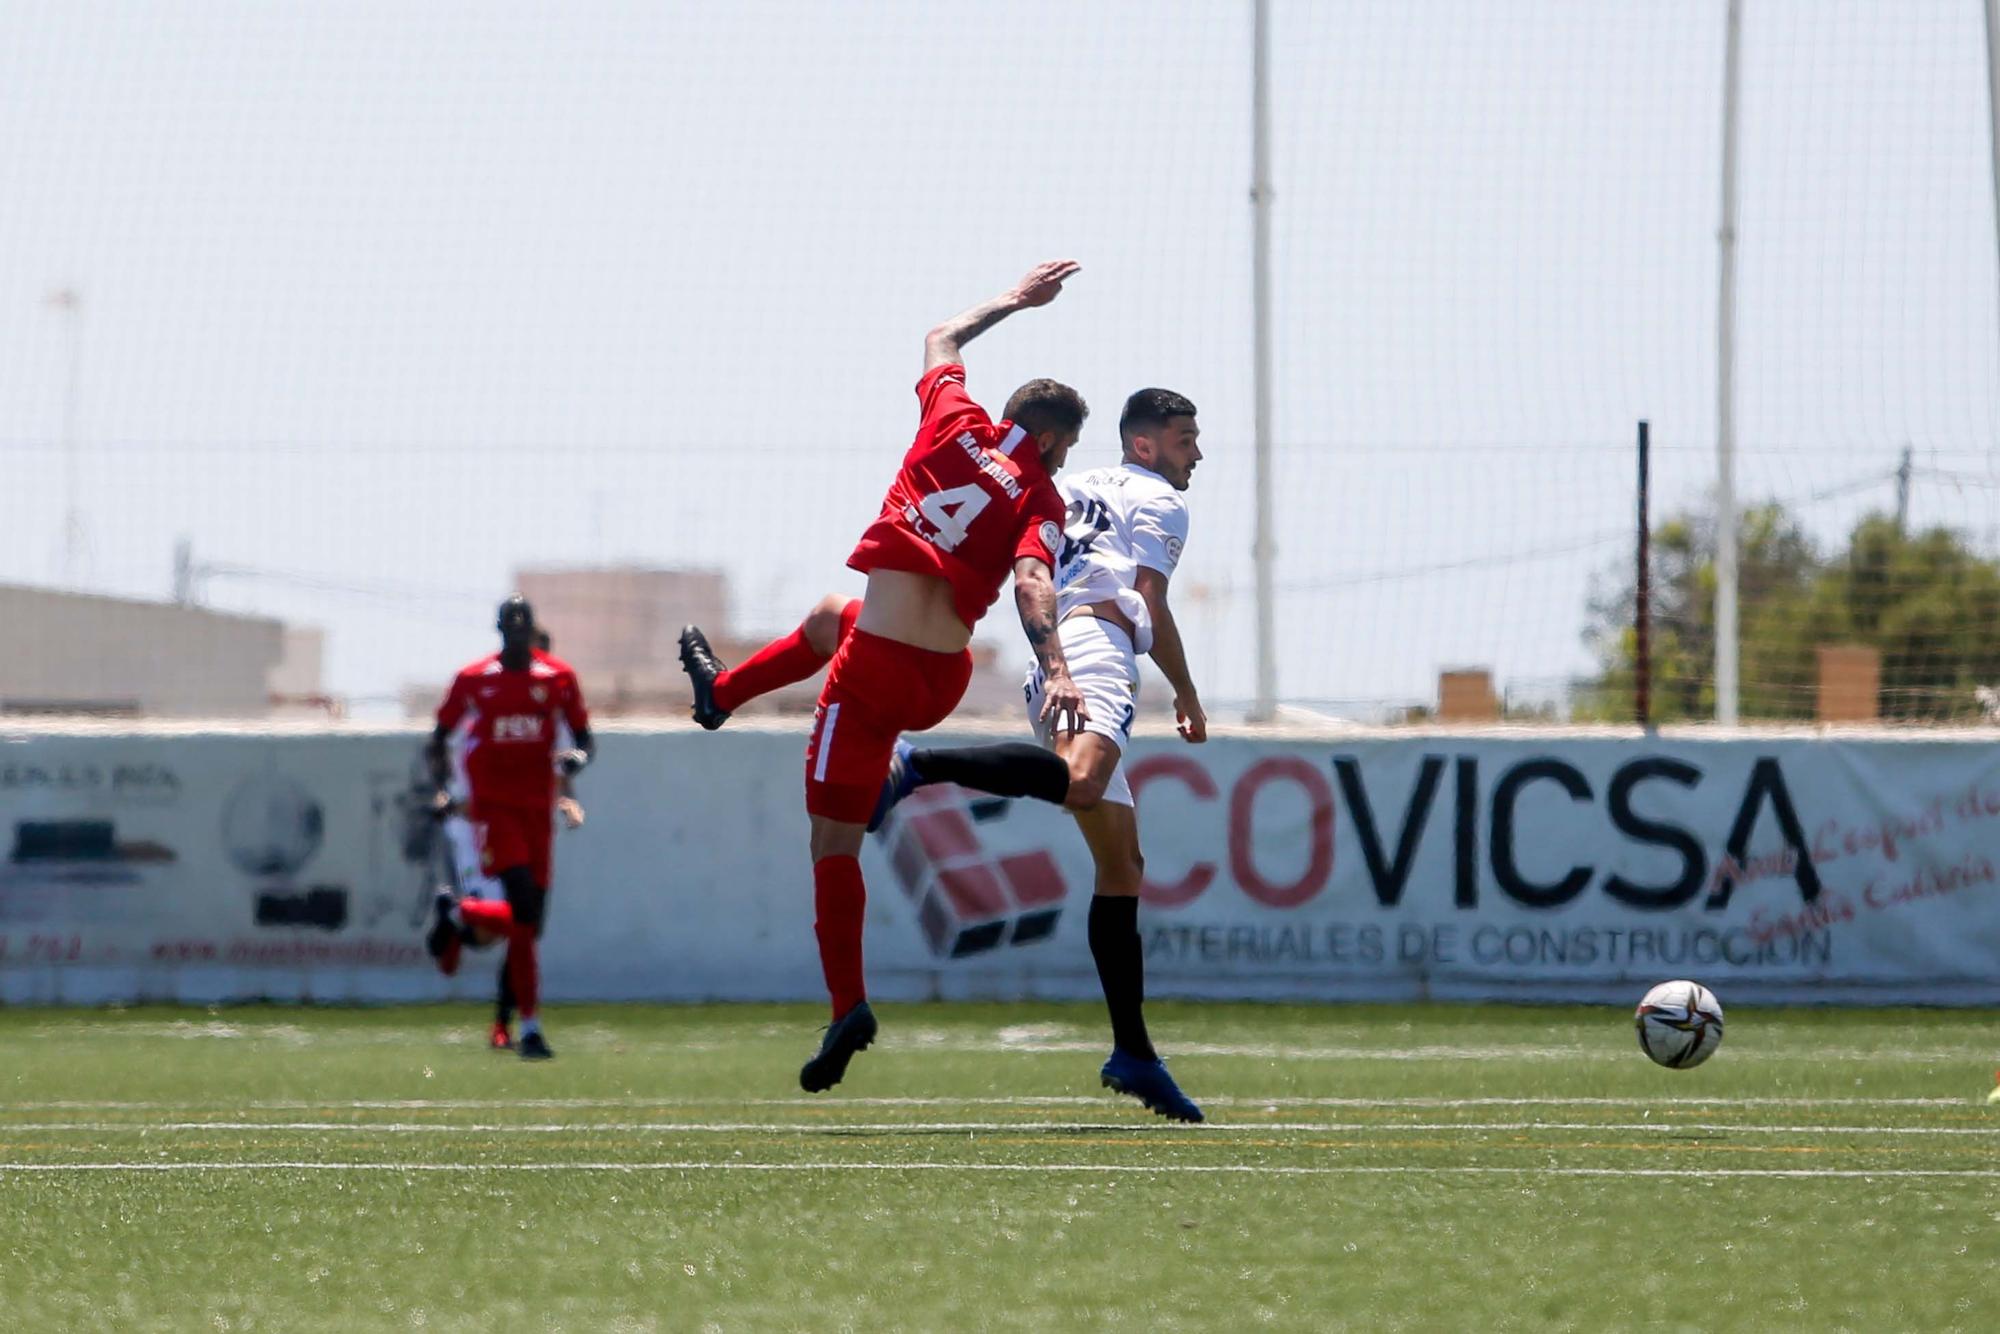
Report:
1581,505,2000,722
1800,516,2000,717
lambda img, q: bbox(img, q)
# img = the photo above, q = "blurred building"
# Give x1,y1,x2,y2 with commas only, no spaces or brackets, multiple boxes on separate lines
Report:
517,567,726,711
0,582,324,717
409,565,1026,719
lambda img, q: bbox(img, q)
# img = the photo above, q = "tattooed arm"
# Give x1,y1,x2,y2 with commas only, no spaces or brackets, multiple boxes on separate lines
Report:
1014,556,1088,734
924,260,1081,370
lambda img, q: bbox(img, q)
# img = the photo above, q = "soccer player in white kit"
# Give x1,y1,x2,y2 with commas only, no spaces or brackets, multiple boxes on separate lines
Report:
871,388,1207,1121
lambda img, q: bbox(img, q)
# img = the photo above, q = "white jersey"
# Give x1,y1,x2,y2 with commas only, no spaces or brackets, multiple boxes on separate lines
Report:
1052,463,1188,654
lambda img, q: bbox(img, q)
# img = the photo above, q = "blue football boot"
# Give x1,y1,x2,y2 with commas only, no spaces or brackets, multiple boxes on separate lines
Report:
867,740,926,833
1101,1049,1204,1123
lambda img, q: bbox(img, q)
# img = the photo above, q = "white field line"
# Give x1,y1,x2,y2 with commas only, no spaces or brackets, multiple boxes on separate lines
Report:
994,1043,1613,1061
0,1095,1976,1112
32,1024,2000,1065
4,1120,1998,1137
990,1040,2000,1064
0,1161,1996,1180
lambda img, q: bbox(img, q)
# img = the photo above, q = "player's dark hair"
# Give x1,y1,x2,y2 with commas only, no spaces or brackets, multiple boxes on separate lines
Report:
1003,379,1089,438
1118,388,1198,442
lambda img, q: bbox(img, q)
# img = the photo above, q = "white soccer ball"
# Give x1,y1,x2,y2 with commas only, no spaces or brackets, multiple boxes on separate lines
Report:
1634,980,1724,1069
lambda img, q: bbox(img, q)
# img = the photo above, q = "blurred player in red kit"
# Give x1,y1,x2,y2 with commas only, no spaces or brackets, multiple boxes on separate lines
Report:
424,596,593,1060
678,261,1090,1092
427,626,586,1051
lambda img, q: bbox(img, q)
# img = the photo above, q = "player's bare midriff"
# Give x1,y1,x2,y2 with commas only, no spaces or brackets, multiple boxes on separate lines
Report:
857,569,974,653
1064,599,1139,644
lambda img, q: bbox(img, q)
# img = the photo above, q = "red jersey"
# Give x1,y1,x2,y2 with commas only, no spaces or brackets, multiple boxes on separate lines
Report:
435,650,589,810
848,363,1066,630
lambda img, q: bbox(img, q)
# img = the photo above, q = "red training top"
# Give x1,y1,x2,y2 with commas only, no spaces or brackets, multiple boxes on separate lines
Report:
435,649,590,809
847,363,1065,631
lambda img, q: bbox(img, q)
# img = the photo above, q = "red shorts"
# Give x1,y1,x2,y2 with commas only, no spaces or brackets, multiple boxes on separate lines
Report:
805,627,974,823
471,800,554,889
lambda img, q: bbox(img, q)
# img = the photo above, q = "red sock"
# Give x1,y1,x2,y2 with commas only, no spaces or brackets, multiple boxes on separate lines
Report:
713,601,860,713
813,854,867,1019
714,627,826,713
506,926,540,1021
458,898,513,938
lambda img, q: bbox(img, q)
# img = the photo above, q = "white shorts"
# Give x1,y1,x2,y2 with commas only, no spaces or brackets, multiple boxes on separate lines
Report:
1024,614,1138,807
445,817,504,900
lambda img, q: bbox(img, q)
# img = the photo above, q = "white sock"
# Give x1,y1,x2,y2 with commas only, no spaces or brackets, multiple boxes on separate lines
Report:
520,1017,542,1038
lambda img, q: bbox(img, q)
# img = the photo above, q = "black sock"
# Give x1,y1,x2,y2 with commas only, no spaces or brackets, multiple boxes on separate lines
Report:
1088,895,1155,1061
909,742,1069,805
496,958,515,1026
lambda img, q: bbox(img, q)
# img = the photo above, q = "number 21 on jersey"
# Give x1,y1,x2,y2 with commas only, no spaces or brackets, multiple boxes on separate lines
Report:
904,484,992,553
1056,496,1112,582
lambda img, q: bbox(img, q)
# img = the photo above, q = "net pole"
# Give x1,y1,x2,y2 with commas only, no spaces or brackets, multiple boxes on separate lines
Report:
1248,0,1278,723
47,288,85,589
1636,421,1652,729
1895,444,1913,532
1984,0,2000,470
1713,0,1744,725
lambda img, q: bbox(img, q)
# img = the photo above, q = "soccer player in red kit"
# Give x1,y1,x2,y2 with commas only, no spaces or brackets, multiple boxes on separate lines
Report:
678,260,1090,1091
425,596,593,1061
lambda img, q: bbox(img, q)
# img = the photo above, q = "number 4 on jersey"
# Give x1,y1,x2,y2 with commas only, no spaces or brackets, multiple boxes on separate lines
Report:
906,483,992,553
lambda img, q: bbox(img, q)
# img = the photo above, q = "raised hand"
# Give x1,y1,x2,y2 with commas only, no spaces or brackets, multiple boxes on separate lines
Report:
1010,259,1081,308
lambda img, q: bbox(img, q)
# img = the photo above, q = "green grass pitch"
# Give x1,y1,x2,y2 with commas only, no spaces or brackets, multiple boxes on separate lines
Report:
0,1001,1994,1331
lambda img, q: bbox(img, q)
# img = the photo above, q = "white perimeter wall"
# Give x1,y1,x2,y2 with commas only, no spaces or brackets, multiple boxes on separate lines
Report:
0,721,1995,1006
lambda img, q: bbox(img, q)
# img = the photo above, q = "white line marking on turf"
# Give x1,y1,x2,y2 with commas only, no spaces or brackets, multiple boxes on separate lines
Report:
25,1021,2000,1064
0,1095,1976,1111
6,1120,1999,1137
987,1039,2000,1063
992,1040,1612,1060
33,1039,2000,1063
1,1162,1997,1180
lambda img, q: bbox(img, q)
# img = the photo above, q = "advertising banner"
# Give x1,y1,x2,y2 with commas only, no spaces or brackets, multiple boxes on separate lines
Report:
0,725,1994,1005
1084,735,2000,1004
0,732,441,1003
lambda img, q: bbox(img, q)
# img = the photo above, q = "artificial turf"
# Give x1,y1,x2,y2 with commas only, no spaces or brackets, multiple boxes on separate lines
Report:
0,1001,1992,1331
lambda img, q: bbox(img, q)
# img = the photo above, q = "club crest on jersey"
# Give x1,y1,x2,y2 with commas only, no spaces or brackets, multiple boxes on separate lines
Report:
1038,521,1060,555
531,685,547,703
